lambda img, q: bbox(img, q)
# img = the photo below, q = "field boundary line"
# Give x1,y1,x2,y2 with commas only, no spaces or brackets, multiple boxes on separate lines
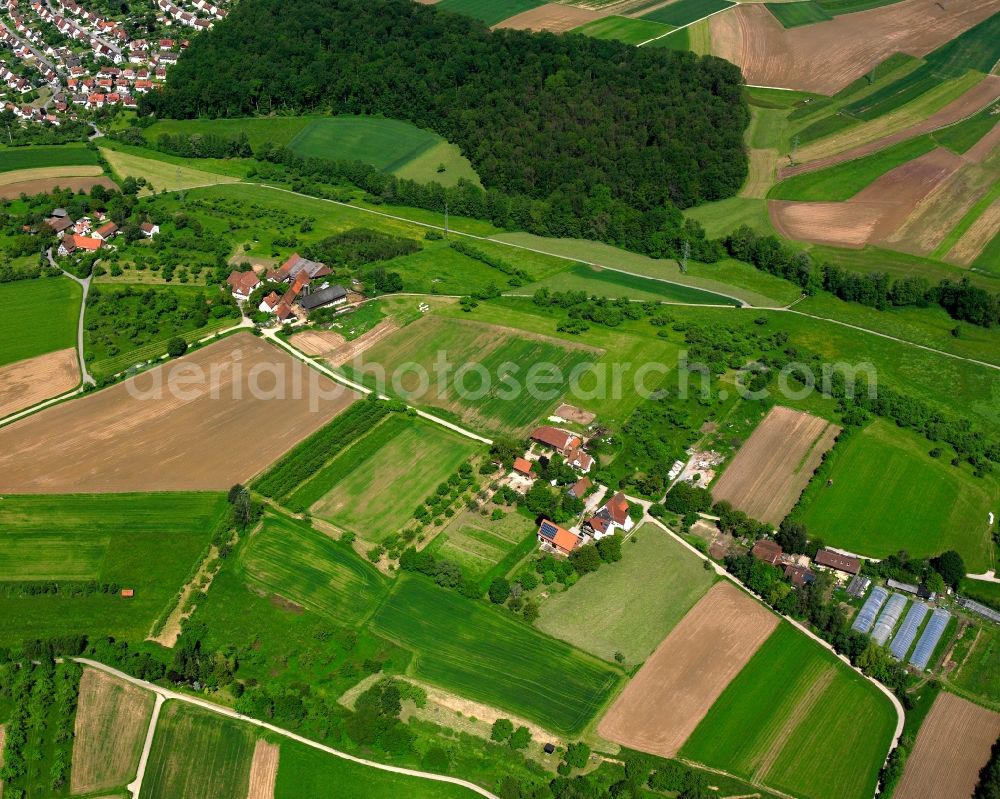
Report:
640,512,905,776
126,692,164,799
634,3,735,46
262,328,493,445
75,658,502,799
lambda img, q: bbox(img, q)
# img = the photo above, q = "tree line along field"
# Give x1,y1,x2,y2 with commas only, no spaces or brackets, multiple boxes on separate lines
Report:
536,525,717,665
370,575,621,736
680,624,897,799
240,512,389,622
344,315,601,435
794,419,999,571
0,492,227,645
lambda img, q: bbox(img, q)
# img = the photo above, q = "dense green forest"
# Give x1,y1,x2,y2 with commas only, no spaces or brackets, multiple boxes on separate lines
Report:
140,0,749,217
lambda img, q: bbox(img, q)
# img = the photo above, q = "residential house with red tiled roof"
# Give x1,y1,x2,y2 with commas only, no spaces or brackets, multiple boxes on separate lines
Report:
537,519,581,556
226,269,261,300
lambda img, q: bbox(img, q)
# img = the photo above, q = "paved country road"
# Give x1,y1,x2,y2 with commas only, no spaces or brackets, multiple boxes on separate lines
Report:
74,658,501,799
48,249,95,386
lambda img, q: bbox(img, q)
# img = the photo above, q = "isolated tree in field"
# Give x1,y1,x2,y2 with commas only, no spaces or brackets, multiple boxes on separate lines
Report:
491,718,514,742
166,336,187,357
596,534,622,563
570,544,602,574
489,577,510,605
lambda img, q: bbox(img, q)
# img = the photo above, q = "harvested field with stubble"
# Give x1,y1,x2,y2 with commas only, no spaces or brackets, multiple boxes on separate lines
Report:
949,196,1000,264
0,348,78,419
711,0,1000,94
0,335,360,493
0,164,104,185
71,669,155,795
294,319,401,367
895,692,1000,799
769,147,964,249
247,740,280,799
495,2,603,31
597,581,778,757
710,406,840,525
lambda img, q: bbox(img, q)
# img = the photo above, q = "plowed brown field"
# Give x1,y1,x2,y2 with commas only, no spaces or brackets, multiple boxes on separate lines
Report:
0,348,79,419
710,406,840,525
0,334,359,493
711,0,1000,94
246,740,280,799
494,3,603,32
598,582,778,757
895,692,1000,799
71,669,155,795
0,176,116,199
770,147,964,249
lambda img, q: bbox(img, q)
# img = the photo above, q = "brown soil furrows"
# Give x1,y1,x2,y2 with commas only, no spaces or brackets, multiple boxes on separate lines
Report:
948,197,1000,265
598,582,778,758
895,692,1000,799
246,740,280,799
289,329,346,357
327,319,402,367
0,348,79,419
0,334,360,493
769,147,964,249
783,77,1000,178
71,669,155,795
710,0,1000,94
710,406,840,525
493,3,604,32
884,148,996,253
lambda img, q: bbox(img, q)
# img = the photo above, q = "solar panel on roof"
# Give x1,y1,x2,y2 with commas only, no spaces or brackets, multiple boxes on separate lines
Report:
852,586,889,634
539,521,558,541
910,609,950,670
889,601,928,660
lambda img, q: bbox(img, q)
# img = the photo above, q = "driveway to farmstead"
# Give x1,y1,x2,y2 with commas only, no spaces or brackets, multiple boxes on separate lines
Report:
47,249,95,386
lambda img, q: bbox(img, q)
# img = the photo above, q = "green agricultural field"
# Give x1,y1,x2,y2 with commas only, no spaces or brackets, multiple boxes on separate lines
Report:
0,143,99,172
140,702,255,799
0,276,80,367
490,232,785,306
99,146,241,193
765,1,831,28
933,108,1000,155
287,117,479,187
143,116,313,151
641,0,733,27
240,513,388,622
681,624,896,799
425,509,535,583
0,493,226,644
380,245,512,295
347,314,599,434
572,16,673,45
275,739,479,798
973,229,1000,274
768,135,935,201
683,197,774,238
517,263,738,305
370,575,620,735
795,420,999,570
536,526,715,664
434,0,544,25
644,27,689,51
305,415,482,540
951,623,1000,705
814,0,906,12
435,299,681,425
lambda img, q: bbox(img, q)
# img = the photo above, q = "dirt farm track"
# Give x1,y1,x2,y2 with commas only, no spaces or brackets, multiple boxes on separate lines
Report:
0,335,359,493
598,582,778,758
710,0,1000,94
895,692,1000,799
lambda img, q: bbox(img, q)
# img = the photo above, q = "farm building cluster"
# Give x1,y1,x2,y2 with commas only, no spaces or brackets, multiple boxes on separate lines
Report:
46,205,157,255
226,252,348,324
512,423,635,557
1,0,233,122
